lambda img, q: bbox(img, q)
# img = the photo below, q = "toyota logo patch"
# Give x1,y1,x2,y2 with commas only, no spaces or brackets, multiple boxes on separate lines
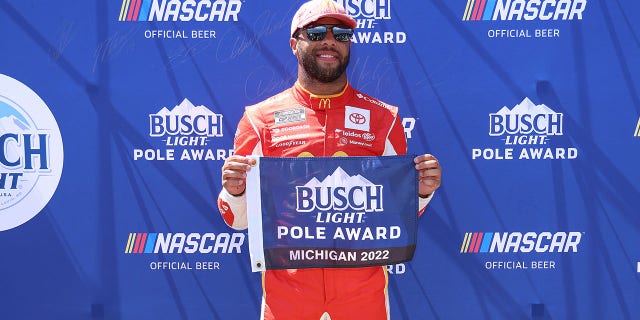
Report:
349,112,367,124
345,106,370,132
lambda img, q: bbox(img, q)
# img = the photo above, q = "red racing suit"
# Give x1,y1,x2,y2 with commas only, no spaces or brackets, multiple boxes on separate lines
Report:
218,82,430,320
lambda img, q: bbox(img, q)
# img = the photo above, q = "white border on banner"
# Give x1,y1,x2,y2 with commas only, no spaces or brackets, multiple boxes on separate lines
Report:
246,156,266,272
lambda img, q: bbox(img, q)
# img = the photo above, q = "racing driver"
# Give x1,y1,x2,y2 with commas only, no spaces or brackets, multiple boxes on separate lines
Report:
217,0,442,319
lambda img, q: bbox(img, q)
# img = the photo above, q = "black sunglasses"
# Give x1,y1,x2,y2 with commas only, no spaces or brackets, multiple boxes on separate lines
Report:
301,25,354,42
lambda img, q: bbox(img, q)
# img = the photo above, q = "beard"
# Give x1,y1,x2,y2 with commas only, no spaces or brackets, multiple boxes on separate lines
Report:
299,47,350,83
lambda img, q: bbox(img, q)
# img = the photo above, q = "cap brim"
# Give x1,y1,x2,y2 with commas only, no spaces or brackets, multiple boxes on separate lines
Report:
293,13,357,36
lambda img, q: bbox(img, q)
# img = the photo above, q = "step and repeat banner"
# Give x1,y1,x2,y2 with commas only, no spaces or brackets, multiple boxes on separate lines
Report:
1,0,639,319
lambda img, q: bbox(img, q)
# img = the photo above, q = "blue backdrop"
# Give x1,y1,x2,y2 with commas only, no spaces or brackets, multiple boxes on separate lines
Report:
1,0,639,319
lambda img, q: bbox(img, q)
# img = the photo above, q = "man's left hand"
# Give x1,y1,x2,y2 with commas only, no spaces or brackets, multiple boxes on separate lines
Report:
414,154,442,197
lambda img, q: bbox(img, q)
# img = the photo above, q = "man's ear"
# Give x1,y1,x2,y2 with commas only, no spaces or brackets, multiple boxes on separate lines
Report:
290,37,298,57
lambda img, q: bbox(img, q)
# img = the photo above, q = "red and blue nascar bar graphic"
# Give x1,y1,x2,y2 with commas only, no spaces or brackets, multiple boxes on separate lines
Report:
119,0,151,21
125,233,156,253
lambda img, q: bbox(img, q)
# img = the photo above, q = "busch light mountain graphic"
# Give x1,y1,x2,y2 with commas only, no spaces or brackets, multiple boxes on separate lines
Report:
149,98,222,138
489,97,563,136
296,167,383,213
0,114,30,132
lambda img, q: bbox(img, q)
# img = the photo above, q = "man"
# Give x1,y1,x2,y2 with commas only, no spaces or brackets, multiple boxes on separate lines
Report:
217,0,442,319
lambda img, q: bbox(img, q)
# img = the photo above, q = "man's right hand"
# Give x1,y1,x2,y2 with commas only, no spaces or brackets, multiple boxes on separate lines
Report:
221,155,257,196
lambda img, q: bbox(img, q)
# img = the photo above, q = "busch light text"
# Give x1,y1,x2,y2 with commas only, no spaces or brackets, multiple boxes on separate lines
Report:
0,133,49,170
296,185,384,213
489,113,563,136
149,114,223,137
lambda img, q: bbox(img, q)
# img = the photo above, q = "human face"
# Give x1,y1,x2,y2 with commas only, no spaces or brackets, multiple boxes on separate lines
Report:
293,18,351,83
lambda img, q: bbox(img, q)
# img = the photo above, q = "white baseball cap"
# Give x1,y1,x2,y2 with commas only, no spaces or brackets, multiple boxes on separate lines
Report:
290,0,357,37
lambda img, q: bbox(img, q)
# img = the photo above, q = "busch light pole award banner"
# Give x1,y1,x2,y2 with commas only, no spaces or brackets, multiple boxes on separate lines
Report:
246,155,418,272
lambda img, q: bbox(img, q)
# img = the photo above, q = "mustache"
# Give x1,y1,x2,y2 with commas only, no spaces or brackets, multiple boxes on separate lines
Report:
313,46,340,55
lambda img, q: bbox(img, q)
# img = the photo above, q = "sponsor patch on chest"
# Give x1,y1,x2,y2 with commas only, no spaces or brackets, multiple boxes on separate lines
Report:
274,108,306,125
345,106,370,132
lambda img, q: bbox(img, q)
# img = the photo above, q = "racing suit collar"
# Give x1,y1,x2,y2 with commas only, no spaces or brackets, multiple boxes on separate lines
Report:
293,81,353,110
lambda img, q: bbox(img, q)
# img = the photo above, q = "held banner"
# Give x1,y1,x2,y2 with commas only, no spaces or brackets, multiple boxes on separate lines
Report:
246,155,418,272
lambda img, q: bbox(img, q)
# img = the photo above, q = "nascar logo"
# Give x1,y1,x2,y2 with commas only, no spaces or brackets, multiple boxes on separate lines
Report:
119,0,242,22
462,0,587,21
125,232,244,254
460,231,582,253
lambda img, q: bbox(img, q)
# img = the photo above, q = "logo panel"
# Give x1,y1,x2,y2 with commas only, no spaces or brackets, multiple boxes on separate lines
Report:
462,0,589,39
116,0,244,41
124,231,245,271
471,97,578,160
134,98,231,161
345,106,370,132
0,75,64,231
460,231,583,271
274,108,306,125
